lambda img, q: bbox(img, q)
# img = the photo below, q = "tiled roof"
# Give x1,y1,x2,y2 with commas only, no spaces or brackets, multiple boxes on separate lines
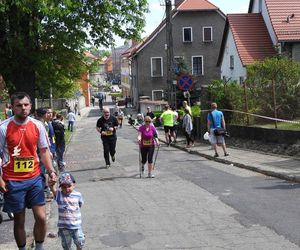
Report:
265,0,300,41
177,0,218,11
226,14,276,66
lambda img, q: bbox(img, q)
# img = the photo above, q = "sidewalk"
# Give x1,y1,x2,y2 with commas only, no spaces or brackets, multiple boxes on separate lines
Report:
157,130,300,183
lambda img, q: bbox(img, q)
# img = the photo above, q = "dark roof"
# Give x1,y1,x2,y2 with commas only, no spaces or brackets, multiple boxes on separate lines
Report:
217,13,276,66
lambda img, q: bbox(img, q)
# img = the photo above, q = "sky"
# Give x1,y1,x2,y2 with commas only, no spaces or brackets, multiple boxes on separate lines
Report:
114,0,249,47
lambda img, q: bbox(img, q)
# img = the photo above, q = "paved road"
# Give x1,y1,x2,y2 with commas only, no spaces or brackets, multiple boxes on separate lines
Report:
39,107,300,250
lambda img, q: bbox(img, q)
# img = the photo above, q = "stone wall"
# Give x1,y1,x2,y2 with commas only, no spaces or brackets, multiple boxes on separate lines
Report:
193,117,300,157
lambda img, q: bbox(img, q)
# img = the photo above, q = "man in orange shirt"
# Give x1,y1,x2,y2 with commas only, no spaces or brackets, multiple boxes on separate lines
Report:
0,92,57,250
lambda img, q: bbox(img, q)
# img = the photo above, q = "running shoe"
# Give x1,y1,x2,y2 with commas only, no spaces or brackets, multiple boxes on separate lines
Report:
106,164,110,169
214,153,219,157
112,155,115,162
147,173,155,178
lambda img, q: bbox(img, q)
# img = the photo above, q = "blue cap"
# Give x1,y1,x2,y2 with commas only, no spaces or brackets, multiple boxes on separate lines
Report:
59,172,75,186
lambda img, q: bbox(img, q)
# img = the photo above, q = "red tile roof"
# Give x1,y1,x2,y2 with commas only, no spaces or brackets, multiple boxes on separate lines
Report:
265,0,300,41
132,0,223,56
177,0,218,11
225,14,276,66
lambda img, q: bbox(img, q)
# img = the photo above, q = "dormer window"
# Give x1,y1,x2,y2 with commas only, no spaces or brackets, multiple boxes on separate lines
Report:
203,27,213,42
183,27,193,42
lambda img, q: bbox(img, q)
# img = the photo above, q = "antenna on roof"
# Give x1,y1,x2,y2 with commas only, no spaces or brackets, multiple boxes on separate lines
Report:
286,14,295,23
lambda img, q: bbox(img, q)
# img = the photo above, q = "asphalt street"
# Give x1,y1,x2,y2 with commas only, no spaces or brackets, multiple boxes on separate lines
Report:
40,107,300,250
2,105,300,250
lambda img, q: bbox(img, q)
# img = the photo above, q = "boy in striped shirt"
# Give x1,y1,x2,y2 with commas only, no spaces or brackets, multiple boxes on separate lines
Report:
50,172,85,250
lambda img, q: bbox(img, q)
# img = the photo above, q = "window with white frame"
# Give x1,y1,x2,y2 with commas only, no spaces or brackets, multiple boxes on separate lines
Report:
151,57,163,77
203,27,213,42
152,90,164,101
192,56,203,76
230,55,234,69
183,27,192,42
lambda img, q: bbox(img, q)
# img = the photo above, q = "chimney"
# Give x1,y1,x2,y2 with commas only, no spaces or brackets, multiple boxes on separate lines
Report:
175,0,184,8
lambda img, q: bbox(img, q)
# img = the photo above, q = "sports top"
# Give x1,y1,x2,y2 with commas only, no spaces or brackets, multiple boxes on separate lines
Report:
0,116,50,181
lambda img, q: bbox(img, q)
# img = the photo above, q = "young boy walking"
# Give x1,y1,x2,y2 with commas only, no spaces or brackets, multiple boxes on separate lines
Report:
50,172,85,250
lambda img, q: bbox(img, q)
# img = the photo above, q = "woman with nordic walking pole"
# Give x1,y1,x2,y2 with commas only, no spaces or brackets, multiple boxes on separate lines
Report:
138,116,159,178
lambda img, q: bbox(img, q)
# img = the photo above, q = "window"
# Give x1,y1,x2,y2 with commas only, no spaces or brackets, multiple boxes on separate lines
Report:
151,57,163,77
239,77,244,85
192,56,203,76
183,27,192,42
259,0,262,12
230,55,234,69
152,90,164,101
203,27,213,42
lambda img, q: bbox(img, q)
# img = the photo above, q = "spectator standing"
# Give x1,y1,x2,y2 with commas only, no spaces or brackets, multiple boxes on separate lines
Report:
35,108,54,200
98,97,103,111
65,101,71,113
182,101,191,116
50,172,85,250
74,102,78,115
145,106,155,120
0,92,57,250
96,108,119,168
172,106,179,143
182,108,194,149
66,110,76,132
91,96,95,107
207,102,229,157
52,114,66,171
4,103,13,119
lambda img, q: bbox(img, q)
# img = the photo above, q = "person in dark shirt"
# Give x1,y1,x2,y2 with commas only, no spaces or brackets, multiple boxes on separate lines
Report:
52,114,66,171
145,106,155,120
96,108,119,168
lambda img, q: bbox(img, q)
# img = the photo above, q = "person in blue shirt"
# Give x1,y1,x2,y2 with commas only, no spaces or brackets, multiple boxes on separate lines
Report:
207,102,229,157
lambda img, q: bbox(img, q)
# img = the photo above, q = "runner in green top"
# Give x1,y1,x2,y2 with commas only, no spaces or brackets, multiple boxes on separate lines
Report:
159,105,178,146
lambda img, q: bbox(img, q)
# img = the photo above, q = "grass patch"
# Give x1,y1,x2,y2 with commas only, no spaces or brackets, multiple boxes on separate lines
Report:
255,121,300,130
64,130,72,144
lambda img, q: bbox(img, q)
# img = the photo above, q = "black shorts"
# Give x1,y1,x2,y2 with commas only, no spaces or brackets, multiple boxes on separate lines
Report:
164,126,175,133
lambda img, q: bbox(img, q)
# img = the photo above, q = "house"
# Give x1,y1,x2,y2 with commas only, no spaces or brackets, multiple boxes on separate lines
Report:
111,44,131,84
217,0,300,83
129,0,226,109
104,56,113,82
121,41,141,97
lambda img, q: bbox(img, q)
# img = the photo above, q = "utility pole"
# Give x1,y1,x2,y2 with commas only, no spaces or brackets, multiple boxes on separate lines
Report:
165,0,174,106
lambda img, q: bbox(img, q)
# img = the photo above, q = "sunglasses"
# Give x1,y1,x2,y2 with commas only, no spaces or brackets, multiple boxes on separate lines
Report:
145,121,151,123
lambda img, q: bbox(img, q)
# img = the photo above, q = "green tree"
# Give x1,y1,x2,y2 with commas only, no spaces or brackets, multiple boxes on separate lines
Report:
246,56,300,126
0,0,148,103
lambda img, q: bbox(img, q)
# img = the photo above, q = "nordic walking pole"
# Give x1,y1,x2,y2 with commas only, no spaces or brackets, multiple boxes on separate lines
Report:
139,144,142,178
153,145,160,170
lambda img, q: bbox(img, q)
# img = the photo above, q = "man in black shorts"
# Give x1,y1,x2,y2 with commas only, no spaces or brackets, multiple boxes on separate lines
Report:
159,105,177,146
96,107,119,168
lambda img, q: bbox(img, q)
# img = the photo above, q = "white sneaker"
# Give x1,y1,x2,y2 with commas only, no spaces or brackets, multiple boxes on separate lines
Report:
147,173,155,178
